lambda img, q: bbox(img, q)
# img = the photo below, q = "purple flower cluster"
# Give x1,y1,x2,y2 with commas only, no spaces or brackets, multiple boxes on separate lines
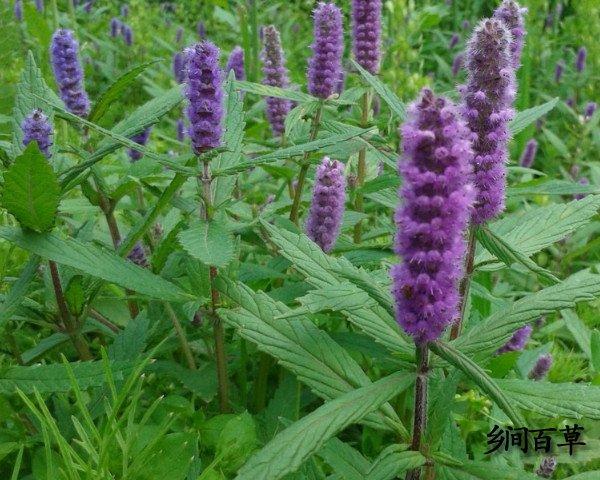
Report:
173,51,186,83
50,29,91,118
127,242,148,268
528,353,552,380
110,17,122,38
21,109,53,159
452,53,464,77
554,61,564,83
536,457,557,478
122,24,133,46
496,325,532,354
449,33,460,49
585,102,597,120
306,157,346,253
308,2,344,99
14,0,23,21
226,46,246,81
35,0,44,12
177,118,185,142
462,19,515,224
519,138,538,168
576,46,587,73
184,41,224,153
352,0,382,74
493,0,527,69
128,127,152,162
261,25,292,137
391,89,474,344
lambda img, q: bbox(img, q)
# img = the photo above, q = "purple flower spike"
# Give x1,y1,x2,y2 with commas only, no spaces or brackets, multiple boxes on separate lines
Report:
528,353,553,380
22,109,53,159
120,4,129,18
50,29,91,118
14,0,23,21
122,24,133,46
308,2,344,99
554,61,564,83
496,325,532,354
352,0,382,75
462,20,471,30
449,33,460,49
197,21,206,40
536,457,557,478
176,26,184,45
110,17,121,38
576,46,587,73
184,41,224,154
391,89,474,344
306,157,346,253
35,0,44,12
493,0,527,69
226,46,245,81
451,53,464,77
177,118,185,142
462,18,515,225
127,242,148,268
584,102,597,120
261,25,292,137
173,51,186,84
127,127,151,162
519,138,538,168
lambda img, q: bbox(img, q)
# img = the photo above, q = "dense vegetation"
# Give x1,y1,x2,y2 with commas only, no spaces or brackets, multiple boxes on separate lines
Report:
1,0,599,479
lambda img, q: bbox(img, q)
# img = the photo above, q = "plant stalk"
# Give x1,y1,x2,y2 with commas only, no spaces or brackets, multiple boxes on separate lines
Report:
353,90,371,243
289,105,323,225
450,227,476,340
164,303,197,370
405,342,429,480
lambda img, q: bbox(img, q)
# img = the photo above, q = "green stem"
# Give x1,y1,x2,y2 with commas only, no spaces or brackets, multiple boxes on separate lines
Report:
353,90,371,244
405,342,429,480
289,105,323,225
450,227,476,340
253,353,272,412
164,303,196,370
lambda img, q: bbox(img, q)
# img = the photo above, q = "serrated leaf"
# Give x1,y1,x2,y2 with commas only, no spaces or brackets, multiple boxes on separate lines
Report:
1,143,60,232
178,221,235,268
429,341,525,426
592,330,600,372
454,270,600,360
562,309,592,359
497,379,600,419
507,179,600,197
0,361,132,393
434,453,539,480
475,195,600,270
234,80,316,103
0,227,191,302
89,60,159,123
366,445,425,480
216,277,405,435
509,98,559,135
108,312,150,361
543,127,570,157
234,371,413,480
0,256,40,327
350,59,407,119
318,438,370,480
11,51,62,158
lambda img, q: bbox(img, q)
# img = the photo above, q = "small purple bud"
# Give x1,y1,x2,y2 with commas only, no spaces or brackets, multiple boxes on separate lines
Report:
461,20,471,30
451,52,464,77
576,46,587,73
554,61,564,83
347,172,358,189
584,102,597,120
83,0,93,13
177,118,185,142
184,41,224,154
335,68,346,94
528,353,552,380
519,139,538,168
449,33,460,49
536,457,557,478
306,157,346,253
566,97,575,108
14,0,23,22
128,127,151,162
308,2,344,99
120,4,129,18
110,17,121,38
570,164,580,179
35,0,44,12
493,0,527,69
127,242,148,268
392,89,474,344
575,177,589,200
22,109,53,159
172,51,186,84
496,325,532,354
261,25,292,137
176,26,183,45
352,0,382,74
534,315,546,328
50,29,91,118
197,21,206,40
226,46,245,81
122,24,133,46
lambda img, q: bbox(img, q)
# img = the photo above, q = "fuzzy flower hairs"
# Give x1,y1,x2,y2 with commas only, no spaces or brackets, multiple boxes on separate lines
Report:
392,89,474,343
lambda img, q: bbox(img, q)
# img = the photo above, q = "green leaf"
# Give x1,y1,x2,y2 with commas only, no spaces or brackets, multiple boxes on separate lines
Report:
592,330,600,372
476,226,560,284
234,371,413,480
0,227,191,302
562,309,592,359
135,432,197,480
216,278,404,435
366,445,425,480
89,60,159,123
318,438,370,480
474,195,600,270
350,59,407,119
429,341,525,426
497,378,600,420
509,98,559,135
0,361,132,393
11,51,62,158
178,220,235,268
543,127,570,157
108,313,150,361
434,453,539,480
233,80,316,103
453,270,600,360
1,143,60,232
0,256,40,327
216,412,259,474
507,179,600,197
